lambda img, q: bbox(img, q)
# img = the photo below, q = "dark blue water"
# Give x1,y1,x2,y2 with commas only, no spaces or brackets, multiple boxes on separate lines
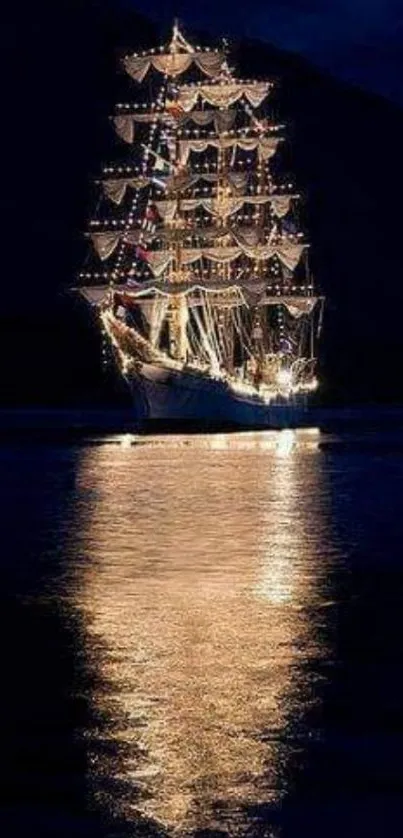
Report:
1,428,403,837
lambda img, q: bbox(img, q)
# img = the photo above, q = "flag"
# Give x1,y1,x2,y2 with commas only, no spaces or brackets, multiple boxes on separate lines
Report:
136,245,149,262
145,205,158,222
279,337,292,353
154,154,171,175
151,175,167,190
142,204,158,234
165,99,184,120
141,143,172,176
282,218,298,235
255,117,269,133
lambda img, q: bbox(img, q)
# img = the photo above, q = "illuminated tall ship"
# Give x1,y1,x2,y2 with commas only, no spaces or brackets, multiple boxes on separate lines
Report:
79,23,324,429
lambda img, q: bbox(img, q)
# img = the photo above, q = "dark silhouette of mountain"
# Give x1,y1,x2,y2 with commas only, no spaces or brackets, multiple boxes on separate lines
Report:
1,1,402,407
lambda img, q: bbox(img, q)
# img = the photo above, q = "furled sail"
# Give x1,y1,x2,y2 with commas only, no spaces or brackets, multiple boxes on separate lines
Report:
90,230,142,260
181,108,236,132
123,50,224,83
83,281,318,318
144,242,306,274
178,136,281,164
101,176,150,204
155,193,294,221
112,115,135,144
178,81,272,111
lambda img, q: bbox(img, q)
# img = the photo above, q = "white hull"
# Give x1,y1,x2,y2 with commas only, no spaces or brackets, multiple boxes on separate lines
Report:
126,363,311,430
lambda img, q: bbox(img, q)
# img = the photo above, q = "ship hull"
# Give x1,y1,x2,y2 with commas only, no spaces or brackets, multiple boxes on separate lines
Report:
126,363,312,430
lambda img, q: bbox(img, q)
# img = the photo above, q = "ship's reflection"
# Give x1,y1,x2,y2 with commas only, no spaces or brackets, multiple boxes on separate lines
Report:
74,429,331,835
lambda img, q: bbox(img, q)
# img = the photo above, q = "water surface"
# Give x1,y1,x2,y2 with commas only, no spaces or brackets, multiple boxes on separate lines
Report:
2,428,403,837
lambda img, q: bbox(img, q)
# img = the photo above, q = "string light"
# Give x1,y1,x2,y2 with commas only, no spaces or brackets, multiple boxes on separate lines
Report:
81,23,317,398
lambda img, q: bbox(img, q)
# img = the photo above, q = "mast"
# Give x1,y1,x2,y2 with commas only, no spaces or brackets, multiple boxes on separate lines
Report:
165,23,193,361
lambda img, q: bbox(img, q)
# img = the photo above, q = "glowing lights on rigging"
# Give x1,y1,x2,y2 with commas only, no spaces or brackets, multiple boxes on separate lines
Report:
80,22,321,400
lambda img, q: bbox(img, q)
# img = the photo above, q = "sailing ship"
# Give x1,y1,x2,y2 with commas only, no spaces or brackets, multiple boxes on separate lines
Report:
78,22,324,429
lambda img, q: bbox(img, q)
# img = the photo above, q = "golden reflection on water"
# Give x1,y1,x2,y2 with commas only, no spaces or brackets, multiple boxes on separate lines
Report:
74,430,329,834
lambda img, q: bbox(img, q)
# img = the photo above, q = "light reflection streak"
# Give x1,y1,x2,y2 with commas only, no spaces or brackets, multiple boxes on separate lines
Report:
73,429,328,834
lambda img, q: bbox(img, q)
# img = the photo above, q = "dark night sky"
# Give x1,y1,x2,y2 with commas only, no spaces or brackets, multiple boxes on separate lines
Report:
1,0,403,407
122,0,403,105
